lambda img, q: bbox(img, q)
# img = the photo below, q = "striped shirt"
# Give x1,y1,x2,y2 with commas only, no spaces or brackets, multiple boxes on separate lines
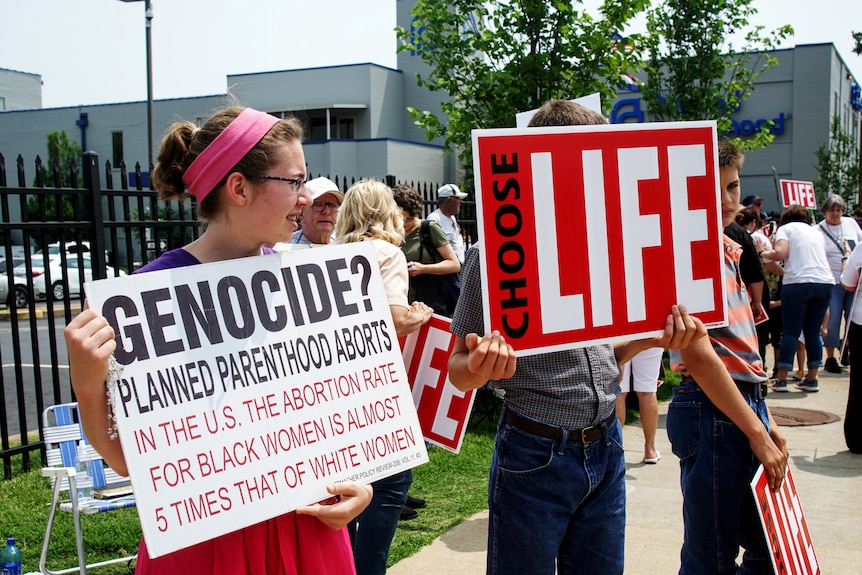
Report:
450,244,620,428
670,235,767,384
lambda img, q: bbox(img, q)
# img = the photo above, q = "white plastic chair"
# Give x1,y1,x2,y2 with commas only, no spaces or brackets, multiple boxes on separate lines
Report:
39,403,137,574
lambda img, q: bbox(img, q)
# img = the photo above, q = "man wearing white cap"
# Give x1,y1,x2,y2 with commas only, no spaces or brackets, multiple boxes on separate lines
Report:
427,183,467,264
289,177,344,247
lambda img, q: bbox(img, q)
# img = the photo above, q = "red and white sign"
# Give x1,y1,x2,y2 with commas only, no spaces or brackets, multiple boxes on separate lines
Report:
472,122,727,355
84,242,428,557
751,464,820,574
780,179,817,209
400,315,476,453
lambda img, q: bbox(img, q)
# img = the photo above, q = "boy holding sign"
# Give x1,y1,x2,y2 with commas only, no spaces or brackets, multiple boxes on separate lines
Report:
666,140,789,574
64,107,372,574
449,102,788,575
450,100,704,575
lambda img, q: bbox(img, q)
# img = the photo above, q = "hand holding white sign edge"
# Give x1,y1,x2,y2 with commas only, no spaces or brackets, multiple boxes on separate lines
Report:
471,120,728,356
750,464,820,574
84,242,428,557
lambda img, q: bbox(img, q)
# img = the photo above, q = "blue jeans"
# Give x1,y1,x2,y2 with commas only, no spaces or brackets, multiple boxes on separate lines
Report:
487,409,626,575
666,382,772,575
824,282,853,349
776,282,832,371
348,469,412,575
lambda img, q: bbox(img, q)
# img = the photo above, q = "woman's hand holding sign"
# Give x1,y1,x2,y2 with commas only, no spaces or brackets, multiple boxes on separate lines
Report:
65,305,129,476
296,482,373,531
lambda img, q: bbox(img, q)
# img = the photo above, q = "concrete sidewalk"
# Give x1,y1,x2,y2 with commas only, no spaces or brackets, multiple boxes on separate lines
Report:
388,369,861,574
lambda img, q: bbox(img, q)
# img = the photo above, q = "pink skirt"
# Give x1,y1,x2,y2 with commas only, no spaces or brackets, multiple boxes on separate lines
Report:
135,512,356,575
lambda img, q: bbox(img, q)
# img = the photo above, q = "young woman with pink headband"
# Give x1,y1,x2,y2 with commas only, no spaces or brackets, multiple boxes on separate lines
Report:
64,106,372,574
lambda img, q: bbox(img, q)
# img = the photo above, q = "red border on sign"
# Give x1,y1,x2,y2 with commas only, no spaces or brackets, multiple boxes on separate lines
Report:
472,122,725,355
751,465,820,575
400,315,476,453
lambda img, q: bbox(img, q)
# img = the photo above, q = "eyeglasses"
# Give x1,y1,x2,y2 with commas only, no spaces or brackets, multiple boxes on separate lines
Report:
253,175,307,194
310,201,340,212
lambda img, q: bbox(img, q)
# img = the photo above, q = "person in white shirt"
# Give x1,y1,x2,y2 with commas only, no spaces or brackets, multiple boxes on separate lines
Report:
427,183,467,264
760,205,834,392
816,194,862,373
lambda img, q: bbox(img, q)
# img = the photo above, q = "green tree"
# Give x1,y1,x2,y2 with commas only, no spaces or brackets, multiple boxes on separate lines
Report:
27,130,84,242
397,0,648,176
640,0,792,151
813,115,861,206
853,31,861,55
34,130,82,188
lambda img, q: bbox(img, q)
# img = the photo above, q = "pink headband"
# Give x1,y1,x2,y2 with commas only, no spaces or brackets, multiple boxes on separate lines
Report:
182,108,280,202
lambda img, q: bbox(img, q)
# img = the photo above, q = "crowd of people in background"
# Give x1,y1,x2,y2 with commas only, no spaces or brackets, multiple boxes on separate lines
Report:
62,103,860,575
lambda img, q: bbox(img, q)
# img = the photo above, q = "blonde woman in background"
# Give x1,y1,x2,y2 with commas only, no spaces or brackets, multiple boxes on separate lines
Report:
335,180,433,575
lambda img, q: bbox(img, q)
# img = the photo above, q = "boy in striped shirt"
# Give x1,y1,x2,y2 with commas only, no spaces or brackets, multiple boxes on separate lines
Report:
667,139,789,574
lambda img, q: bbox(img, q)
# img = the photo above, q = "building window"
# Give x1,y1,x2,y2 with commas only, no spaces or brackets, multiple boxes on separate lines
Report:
112,132,124,167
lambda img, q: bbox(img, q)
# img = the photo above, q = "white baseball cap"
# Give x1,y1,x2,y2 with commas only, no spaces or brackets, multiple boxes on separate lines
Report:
437,183,467,199
305,177,344,202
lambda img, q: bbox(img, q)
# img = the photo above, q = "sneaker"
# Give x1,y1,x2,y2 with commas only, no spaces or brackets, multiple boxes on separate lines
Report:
405,495,427,509
824,357,842,374
841,346,851,367
772,380,789,392
796,379,819,392
790,370,804,381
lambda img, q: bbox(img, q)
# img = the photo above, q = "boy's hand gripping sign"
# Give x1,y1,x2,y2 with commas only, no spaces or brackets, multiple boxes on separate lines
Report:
472,121,727,355
84,242,428,558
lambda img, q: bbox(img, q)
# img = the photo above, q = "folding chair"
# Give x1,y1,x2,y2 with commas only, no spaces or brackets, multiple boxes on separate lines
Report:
468,383,504,429
39,403,138,575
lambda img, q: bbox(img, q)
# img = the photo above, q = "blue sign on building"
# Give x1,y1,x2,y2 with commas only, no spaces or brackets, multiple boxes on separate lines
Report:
610,98,789,137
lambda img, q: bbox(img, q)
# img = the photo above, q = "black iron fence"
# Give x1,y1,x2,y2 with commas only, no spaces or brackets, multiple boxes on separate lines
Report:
0,152,476,479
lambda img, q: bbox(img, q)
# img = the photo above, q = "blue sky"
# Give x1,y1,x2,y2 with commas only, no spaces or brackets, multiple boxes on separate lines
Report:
0,0,859,109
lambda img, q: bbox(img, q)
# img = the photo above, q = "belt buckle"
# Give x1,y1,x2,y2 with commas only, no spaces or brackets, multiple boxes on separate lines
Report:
579,424,599,444
758,382,769,399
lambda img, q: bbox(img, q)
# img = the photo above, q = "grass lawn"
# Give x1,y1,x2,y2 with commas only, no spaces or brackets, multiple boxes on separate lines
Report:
0,416,497,573
1,363,676,573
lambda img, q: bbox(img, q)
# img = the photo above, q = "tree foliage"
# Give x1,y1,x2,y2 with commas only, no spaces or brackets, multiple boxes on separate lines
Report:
27,130,83,243
397,0,648,176
853,31,862,55
814,116,861,207
638,0,792,151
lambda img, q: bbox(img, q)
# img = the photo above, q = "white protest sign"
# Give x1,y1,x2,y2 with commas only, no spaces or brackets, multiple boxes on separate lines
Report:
84,242,428,558
515,93,603,128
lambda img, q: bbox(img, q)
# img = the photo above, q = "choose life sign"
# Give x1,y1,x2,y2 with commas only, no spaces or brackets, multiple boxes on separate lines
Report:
780,179,817,209
472,121,727,355
400,315,476,453
84,242,428,558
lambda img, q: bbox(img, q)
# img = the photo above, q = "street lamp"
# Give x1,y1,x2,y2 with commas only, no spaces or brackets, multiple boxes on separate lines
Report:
119,0,154,175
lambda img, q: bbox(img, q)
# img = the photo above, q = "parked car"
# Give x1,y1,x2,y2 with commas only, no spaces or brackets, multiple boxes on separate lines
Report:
33,255,126,301
0,257,29,307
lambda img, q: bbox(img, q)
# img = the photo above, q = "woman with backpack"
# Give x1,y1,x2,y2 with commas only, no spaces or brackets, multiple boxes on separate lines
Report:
392,184,461,316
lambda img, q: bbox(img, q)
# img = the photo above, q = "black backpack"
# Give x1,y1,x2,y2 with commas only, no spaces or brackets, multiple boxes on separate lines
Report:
411,220,460,317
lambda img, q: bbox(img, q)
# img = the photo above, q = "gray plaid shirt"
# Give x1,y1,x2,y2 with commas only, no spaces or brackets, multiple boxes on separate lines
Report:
450,245,620,429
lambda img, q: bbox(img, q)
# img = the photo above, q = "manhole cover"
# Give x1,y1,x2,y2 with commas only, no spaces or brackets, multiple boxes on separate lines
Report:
770,407,840,427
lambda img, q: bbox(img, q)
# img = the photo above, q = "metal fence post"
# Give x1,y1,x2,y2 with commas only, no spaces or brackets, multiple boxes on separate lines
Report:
82,151,107,279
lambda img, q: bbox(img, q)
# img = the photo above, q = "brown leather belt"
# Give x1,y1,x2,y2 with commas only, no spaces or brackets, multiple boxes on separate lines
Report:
682,376,768,400
503,409,615,444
